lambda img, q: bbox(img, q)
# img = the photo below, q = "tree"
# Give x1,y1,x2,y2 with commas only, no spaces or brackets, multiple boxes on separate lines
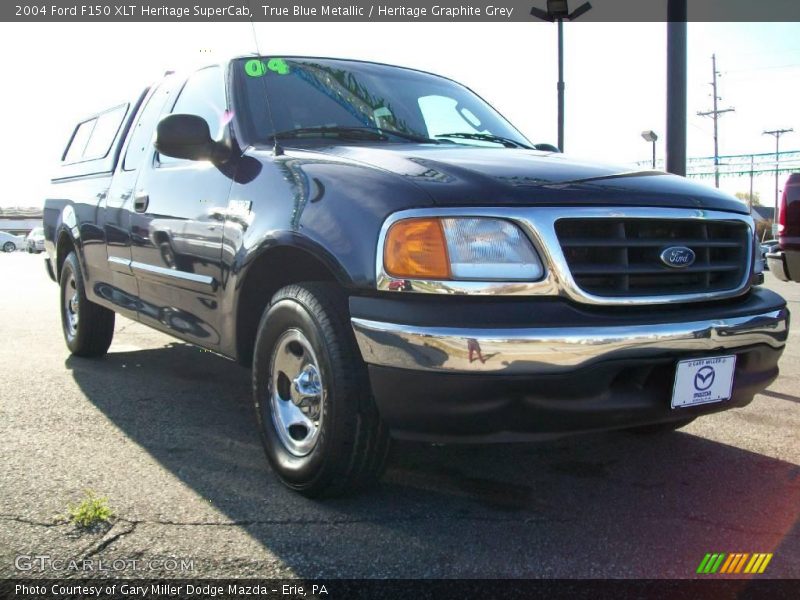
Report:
735,191,762,206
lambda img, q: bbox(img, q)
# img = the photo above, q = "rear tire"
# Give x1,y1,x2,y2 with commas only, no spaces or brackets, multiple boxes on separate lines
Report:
252,282,390,497
3,242,15,252
626,417,695,434
60,251,115,357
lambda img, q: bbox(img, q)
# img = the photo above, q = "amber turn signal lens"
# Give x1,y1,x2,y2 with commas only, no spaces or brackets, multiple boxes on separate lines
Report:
384,218,451,279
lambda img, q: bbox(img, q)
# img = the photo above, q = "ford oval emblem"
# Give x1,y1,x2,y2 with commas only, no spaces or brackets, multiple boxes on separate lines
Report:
660,246,696,268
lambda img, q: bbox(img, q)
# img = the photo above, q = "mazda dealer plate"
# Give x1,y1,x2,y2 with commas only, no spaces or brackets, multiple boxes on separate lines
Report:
671,356,736,408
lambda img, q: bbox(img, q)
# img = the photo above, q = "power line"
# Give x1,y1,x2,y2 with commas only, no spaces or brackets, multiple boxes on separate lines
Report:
697,54,735,188
724,63,800,75
636,150,800,181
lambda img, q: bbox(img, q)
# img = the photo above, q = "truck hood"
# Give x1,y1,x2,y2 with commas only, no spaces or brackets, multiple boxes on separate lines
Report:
309,144,749,214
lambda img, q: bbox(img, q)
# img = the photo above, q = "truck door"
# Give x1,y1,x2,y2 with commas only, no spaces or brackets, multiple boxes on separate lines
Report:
128,66,234,347
103,81,177,316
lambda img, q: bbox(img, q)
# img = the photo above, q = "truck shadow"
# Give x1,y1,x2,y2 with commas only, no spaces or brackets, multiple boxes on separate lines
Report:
65,343,800,578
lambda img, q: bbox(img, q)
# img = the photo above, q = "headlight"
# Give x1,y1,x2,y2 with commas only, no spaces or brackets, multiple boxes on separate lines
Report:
383,217,543,281
753,231,764,278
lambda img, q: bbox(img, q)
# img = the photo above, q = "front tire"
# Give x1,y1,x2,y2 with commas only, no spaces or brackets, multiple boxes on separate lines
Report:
252,282,390,497
60,251,115,357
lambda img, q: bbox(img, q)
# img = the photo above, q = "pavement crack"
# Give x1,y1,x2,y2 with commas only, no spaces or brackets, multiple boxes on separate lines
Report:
81,520,137,559
0,514,65,528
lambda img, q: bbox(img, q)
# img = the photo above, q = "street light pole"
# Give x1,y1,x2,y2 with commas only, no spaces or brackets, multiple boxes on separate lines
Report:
641,130,658,169
531,1,592,153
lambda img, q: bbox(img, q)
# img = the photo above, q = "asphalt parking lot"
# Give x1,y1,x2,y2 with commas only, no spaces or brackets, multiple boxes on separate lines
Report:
1,251,798,579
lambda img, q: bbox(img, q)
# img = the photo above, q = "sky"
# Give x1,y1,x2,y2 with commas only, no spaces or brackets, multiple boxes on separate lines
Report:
0,20,798,209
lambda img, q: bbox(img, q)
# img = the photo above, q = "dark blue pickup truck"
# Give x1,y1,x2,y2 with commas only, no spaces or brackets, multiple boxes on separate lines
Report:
44,56,789,496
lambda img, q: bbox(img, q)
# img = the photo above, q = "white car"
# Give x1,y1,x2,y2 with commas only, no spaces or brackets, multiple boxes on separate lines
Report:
0,231,24,253
26,227,45,254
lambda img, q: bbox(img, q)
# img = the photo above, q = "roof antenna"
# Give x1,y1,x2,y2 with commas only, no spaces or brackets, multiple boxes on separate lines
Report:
245,0,283,156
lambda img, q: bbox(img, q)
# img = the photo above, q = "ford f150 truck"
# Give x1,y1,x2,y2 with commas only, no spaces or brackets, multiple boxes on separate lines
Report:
44,56,789,497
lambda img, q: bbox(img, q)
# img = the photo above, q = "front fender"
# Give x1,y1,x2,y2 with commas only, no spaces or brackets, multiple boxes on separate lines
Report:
46,202,84,280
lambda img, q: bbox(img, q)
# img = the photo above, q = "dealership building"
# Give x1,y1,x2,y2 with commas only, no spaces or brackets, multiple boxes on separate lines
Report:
0,207,42,235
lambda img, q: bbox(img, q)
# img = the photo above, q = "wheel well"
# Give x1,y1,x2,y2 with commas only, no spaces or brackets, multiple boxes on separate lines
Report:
236,246,342,366
56,232,75,279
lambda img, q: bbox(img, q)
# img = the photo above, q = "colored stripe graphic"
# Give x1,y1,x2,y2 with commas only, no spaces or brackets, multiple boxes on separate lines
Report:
704,554,720,574
719,554,736,573
700,553,726,574
696,554,712,574
744,554,760,573
736,553,750,573
720,553,739,573
710,553,726,573
744,553,773,574
699,552,773,575
758,554,773,573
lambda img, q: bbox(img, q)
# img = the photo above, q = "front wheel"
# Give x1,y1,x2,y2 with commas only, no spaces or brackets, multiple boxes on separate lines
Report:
60,251,115,357
252,282,390,497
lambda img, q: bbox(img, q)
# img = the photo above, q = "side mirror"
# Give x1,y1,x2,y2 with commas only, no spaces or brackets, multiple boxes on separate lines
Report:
533,143,561,153
155,114,222,162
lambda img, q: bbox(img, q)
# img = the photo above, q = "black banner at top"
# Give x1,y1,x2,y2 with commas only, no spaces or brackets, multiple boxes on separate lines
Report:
4,0,800,22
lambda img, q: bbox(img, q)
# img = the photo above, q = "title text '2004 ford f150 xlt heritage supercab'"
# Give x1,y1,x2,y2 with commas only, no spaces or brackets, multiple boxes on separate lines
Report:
44,56,789,496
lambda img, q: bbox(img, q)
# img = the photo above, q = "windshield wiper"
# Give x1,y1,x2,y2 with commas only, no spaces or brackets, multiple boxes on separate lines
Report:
434,132,532,149
268,126,437,144
269,126,386,142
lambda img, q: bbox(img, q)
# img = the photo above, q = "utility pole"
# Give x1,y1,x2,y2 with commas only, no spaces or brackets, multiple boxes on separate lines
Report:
697,54,735,188
763,128,794,218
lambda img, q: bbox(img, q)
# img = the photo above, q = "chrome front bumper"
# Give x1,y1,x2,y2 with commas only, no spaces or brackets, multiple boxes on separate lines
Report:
767,250,799,283
351,308,789,375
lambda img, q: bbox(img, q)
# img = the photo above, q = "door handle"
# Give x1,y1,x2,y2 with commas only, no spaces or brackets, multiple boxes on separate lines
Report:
134,192,149,213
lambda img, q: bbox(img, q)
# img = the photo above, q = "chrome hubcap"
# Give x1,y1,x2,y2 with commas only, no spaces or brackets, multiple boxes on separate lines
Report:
268,330,324,457
64,275,79,337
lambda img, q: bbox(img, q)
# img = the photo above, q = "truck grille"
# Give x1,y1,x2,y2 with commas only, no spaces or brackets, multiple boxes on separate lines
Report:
554,218,749,297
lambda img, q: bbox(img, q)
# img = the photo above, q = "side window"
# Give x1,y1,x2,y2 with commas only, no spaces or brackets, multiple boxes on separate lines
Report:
160,67,226,165
63,119,96,163
63,105,129,164
83,105,128,160
123,83,174,172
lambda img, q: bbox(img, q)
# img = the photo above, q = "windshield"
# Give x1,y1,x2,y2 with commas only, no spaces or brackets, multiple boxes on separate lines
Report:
233,57,531,148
